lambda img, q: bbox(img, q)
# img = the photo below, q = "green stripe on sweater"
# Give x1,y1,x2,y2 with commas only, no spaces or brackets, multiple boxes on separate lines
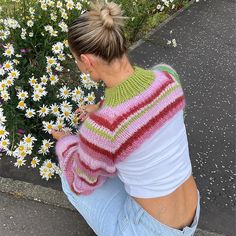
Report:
152,64,181,84
84,83,181,142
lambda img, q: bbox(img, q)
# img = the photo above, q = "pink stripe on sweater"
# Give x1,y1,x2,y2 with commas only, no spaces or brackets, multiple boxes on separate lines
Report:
80,86,184,153
115,88,184,148
79,138,114,164
76,147,116,174
115,99,186,163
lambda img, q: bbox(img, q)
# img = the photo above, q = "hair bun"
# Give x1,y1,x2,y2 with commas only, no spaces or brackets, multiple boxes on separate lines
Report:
90,1,125,30
100,6,114,29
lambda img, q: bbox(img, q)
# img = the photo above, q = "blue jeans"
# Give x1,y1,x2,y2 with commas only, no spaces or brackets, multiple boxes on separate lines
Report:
60,173,201,236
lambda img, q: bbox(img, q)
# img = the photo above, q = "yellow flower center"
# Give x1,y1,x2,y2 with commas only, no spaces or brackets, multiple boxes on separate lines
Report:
46,163,52,168
19,101,25,107
5,64,11,69
25,137,31,143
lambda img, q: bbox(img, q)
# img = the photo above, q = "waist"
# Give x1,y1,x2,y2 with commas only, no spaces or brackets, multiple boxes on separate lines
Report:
131,175,198,230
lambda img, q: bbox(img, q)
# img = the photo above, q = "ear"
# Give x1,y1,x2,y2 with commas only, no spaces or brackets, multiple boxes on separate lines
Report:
80,54,94,69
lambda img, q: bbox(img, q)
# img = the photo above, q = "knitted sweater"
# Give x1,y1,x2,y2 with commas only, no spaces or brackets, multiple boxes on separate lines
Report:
55,65,186,195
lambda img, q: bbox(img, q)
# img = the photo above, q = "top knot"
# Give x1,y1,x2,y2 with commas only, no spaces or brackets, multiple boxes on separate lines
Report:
100,6,114,29
89,1,125,30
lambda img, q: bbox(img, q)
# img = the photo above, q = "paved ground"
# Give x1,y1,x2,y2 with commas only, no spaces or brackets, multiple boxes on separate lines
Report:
0,191,95,236
0,0,235,235
129,0,235,235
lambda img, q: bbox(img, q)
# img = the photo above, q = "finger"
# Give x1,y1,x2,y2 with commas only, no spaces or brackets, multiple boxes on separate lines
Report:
75,108,81,113
78,114,84,120
81,114,88,121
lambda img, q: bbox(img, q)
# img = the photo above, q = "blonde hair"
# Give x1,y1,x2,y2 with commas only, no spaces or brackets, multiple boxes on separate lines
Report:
68,0,128,63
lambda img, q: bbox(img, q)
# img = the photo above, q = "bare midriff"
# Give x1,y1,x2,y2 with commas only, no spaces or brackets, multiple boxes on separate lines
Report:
131,175,198,230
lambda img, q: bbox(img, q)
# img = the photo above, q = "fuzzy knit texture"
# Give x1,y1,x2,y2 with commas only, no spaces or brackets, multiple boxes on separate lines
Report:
55,64,186,195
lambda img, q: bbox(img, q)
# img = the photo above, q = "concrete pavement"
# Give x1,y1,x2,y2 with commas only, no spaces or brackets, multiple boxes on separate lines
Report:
0,0,235,235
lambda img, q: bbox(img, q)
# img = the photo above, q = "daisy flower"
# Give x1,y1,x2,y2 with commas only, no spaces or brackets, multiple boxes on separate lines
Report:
0,80,8,91
6,77,14,87
25,108,36,118
3,45,14,57
40,75,48,85
62,110,72,121
38,147,49,155
61,12,68,20
29,76,37,86
71,87,84,102
172,39,177,47
0,29,10,40
17,90,29,100
32,91,43,102
75,2,82,10
44,159,54,169
17,100,27,110
70,113,79,127
3,60,13,71
38,105,49,117
48,73,59,85
42,121,55,134
50,104,60,116
60,101,72,112
31,156,40,168
58,53,65,61
0,139,10,149
14,157,26,168
0,125,9,139
27,20,34,27
7,69,20,79
40,166,51,180
58,21,68,32
59,85,71,99
55,119,65,130
0,112,7,125
46,56,57,67
1,90,10,101
84,92,96,104
41,3,47,10
23,134,37,145
50,12,57,22
56,1,63,8
52,42,64,54
50,29,58,37
66,0,74,10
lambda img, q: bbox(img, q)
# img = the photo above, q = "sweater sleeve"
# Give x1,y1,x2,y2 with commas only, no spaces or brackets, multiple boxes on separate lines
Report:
151,64,181,84
152,63,187,118
55,115,117,196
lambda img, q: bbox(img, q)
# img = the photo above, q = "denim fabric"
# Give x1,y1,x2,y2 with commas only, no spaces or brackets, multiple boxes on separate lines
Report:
60,173,200,236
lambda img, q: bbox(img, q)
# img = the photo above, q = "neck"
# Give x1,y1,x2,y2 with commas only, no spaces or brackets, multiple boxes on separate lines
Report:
98,54,135,88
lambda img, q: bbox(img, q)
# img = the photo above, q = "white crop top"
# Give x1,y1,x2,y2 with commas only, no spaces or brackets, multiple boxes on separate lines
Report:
115,109,192,198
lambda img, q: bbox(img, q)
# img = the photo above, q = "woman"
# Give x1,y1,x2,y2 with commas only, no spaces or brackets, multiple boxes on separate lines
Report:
52,1,201,235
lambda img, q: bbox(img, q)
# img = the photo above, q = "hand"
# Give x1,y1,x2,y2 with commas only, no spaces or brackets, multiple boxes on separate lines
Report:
51,129,72,141
75,103,100,122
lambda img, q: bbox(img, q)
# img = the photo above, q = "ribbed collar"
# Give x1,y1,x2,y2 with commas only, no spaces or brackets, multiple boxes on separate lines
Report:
104,66,155,107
